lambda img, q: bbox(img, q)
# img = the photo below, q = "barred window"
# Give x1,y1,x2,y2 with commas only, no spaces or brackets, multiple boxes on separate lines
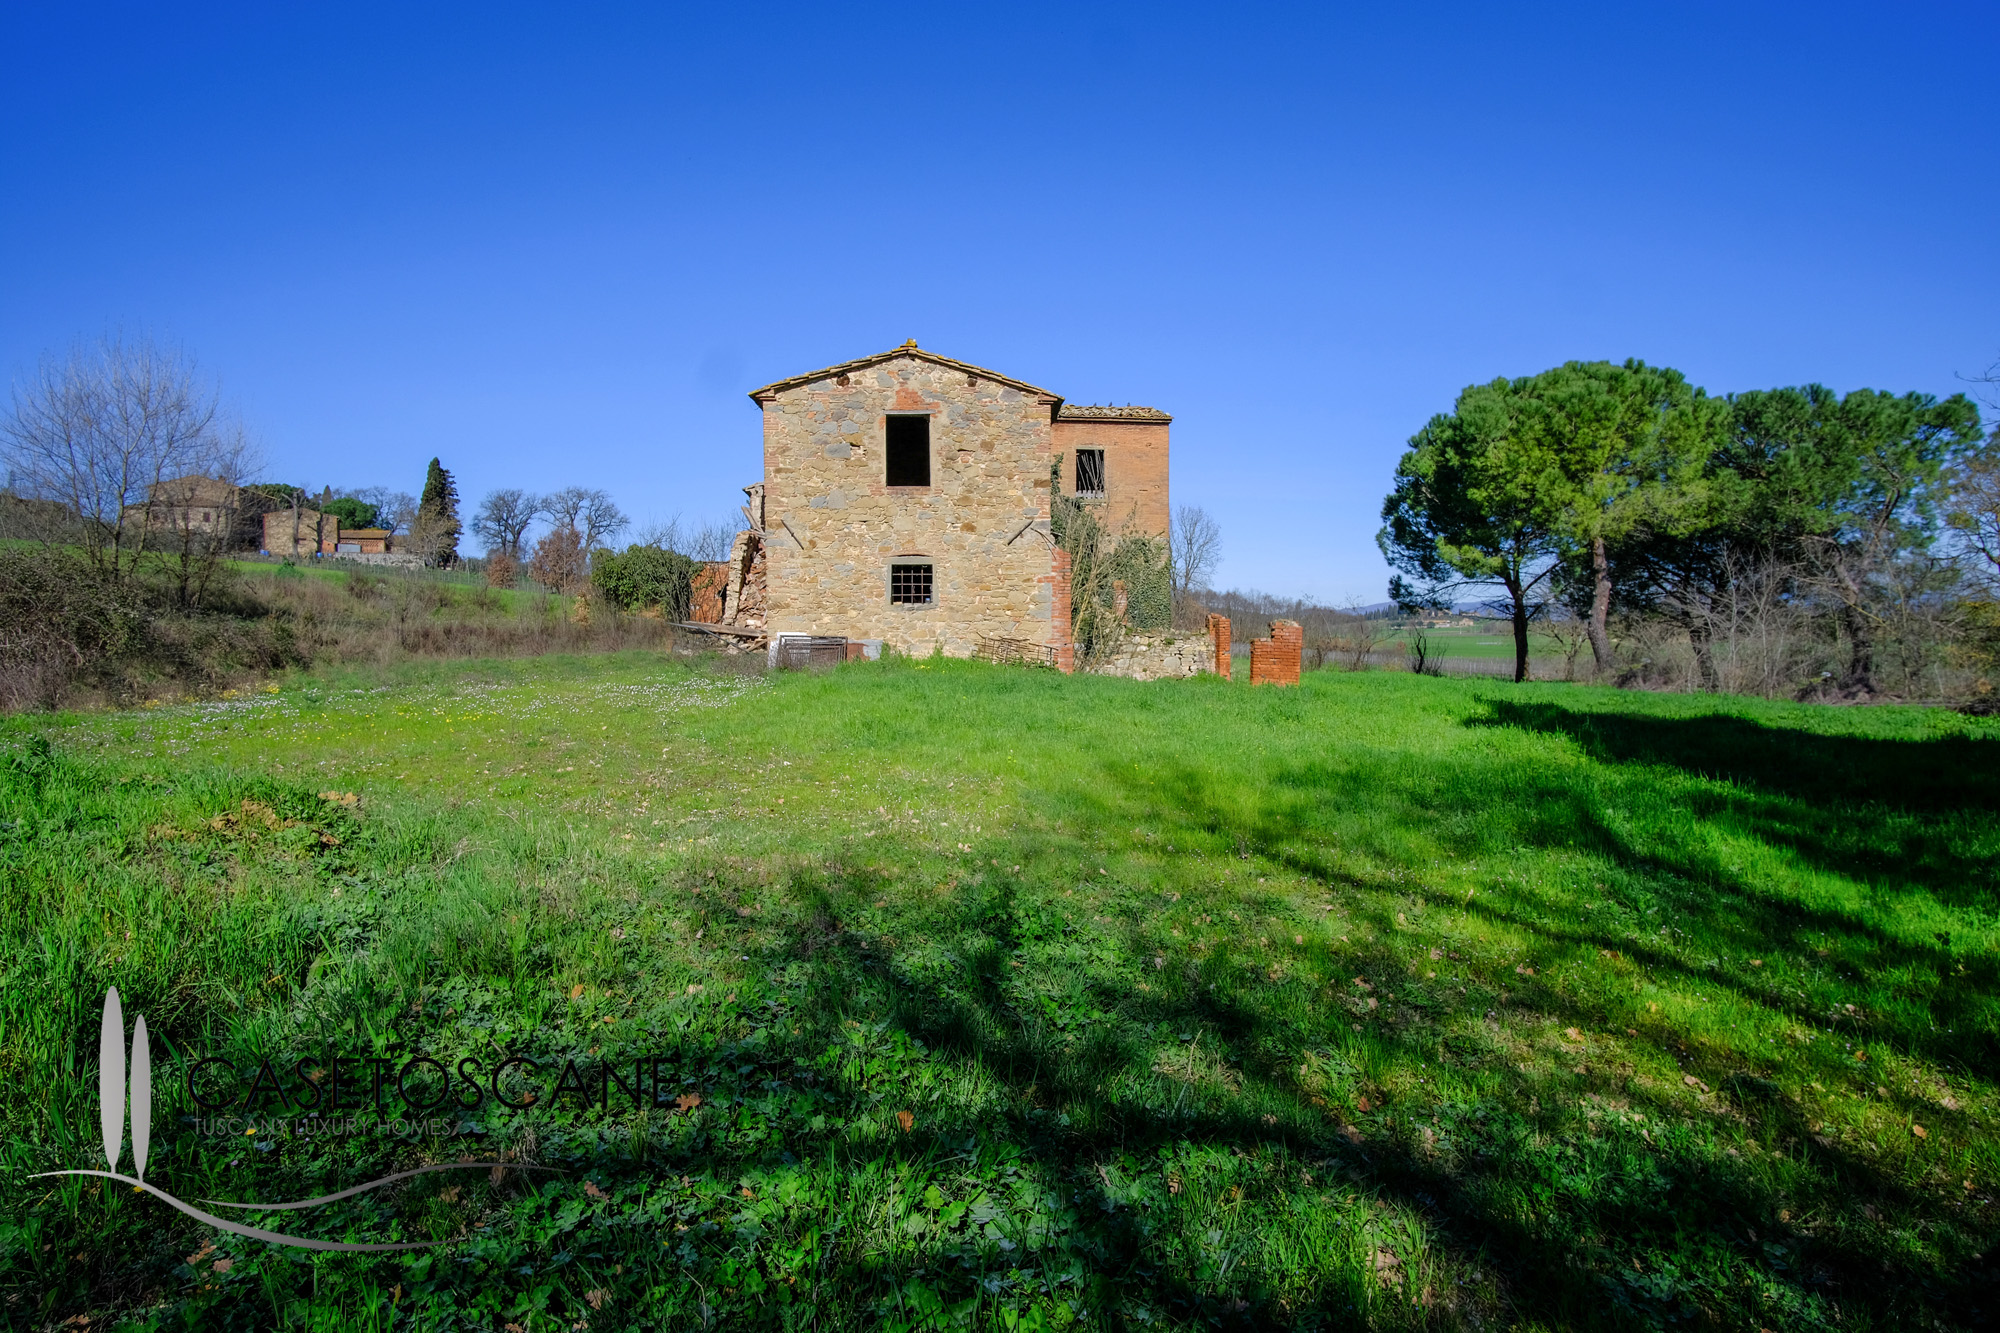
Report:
1075,448,1105,496
889,563,933,605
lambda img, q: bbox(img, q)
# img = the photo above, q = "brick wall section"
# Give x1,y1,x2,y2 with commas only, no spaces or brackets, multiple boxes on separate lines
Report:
1208,613,1232,681
1048,547,1075,673
688,562,728,623
1249,619,1303,686
757,354,1061,659
1050,415,1170,536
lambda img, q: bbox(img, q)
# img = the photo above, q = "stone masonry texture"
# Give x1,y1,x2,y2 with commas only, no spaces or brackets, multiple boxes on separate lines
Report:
755,351,1065,660
1087,632,1215,681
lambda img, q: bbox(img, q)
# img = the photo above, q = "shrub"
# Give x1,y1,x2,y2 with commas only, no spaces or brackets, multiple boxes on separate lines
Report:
591,543,698,619
0,549,146,709
527,526,586,592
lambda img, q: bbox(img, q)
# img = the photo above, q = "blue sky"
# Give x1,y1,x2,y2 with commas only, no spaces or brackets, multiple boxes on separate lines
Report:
3,1,1994,600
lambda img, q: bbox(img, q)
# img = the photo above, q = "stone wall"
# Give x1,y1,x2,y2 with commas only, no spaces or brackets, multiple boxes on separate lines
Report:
756,351,1062,660
1087,631,1215,681
262,508,339,557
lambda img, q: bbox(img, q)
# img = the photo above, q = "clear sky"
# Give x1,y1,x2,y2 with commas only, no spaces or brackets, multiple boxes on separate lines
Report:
3,1,1994,601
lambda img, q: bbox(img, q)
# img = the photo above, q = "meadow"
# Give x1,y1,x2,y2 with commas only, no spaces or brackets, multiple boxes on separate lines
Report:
2,652,1997,1331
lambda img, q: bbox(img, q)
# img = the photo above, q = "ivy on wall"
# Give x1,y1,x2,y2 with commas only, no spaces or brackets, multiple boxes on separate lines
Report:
1051,457,1172,665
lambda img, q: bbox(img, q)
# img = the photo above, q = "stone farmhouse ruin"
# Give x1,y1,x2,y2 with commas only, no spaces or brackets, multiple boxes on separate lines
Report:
689,342,1300,683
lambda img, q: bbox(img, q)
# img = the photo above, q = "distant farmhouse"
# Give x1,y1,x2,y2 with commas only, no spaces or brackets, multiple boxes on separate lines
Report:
695,341,1169,668
687,342,1296,681
260,507,400,560
119,474,240,537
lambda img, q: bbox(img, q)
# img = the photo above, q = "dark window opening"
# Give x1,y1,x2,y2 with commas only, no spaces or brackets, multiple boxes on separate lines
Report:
886,414,931,486
890,563,934,605
1075,448,1105,496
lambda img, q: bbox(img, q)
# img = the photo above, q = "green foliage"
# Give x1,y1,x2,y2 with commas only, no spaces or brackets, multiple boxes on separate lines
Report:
1052,460,1172,662
1378,376,1567,680
241,482,306,506
1383,364,1984,692
412,457,462,567
3,661,1997,1329
590,542,698,618
320,496,379,530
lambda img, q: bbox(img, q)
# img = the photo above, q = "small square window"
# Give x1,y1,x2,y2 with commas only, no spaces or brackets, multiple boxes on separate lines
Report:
1075,448,1105,496
889,563,933,605
886,415,931,486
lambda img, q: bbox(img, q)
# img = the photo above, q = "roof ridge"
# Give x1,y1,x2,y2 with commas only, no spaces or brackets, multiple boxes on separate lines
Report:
747,343,1063,404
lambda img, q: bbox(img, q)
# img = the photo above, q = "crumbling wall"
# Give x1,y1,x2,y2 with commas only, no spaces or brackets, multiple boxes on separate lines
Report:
1207,613,1231,681
689,561,729,623
1248,619,1303,686
1087,631,1214,681
718,529,766,633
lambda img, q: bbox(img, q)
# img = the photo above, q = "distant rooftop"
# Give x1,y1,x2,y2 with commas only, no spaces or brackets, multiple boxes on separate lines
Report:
1056,404,1172,423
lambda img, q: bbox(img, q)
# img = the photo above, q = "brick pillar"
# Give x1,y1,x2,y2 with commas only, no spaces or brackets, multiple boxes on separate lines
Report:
1271,619,1302,685
1049,546,1075,674
1207,612,1231,680
1249,619,1303,686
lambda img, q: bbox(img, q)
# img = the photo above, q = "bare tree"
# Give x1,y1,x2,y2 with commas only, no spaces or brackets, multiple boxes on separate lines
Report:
689,520,735,563
527,524,587,593
348,486,418,536
1168,504,1222,625
1330,601,1383,671
638,514,736,563
472,487,540,558
149,421,256,606
2,334,239,585
1946,449,2000,590
544,486,628,552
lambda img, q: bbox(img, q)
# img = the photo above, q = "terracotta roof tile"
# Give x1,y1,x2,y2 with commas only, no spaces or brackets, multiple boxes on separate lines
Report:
1056,404,1172,422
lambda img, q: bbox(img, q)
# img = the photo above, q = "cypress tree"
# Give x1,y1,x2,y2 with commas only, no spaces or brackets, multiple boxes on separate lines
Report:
414,457,461,567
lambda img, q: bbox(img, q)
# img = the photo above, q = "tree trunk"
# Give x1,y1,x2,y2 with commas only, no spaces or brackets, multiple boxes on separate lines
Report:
1587,535,1614,674
1508,579,1530,683
1689,620,1718,692
1839,603,1876,696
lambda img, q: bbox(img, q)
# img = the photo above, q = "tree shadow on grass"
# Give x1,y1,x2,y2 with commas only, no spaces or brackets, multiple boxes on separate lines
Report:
1470,699,2000,815
738,867,1999,1332
1096,707,2000,1074
928,738,2000,1325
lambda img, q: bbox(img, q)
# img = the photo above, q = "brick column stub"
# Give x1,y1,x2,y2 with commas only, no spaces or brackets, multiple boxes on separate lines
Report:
1249,618,1302,686
1207,612,1231,680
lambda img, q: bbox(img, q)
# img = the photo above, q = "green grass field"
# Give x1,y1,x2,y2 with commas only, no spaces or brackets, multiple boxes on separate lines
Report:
3,655,1997,1330
1374,626,1559,662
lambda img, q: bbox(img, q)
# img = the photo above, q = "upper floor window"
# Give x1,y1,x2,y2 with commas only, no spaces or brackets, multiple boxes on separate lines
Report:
1075,448,1105,497
886,414,931,487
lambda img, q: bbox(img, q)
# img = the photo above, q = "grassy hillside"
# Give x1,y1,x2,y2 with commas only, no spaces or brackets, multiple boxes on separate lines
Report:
3,657,1996,1330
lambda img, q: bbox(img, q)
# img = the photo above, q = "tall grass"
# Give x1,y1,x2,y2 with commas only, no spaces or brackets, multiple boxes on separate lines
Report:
1,659,1996,1329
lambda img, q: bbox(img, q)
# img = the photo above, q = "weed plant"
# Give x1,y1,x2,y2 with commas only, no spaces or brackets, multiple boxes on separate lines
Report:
2,658,1996,1329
